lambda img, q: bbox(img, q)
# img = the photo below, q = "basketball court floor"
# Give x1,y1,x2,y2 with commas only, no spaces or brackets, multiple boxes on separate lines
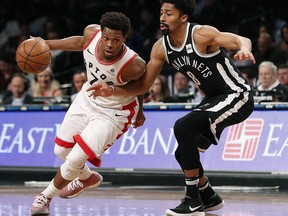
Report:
0,182,287,216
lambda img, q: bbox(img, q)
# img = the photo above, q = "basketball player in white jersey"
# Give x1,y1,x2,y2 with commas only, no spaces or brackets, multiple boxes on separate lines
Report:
30,12,146,215
87,1,256,216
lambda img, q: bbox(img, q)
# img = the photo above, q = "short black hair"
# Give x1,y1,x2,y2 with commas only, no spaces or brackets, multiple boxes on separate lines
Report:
100,12,131,36
161,0,195,19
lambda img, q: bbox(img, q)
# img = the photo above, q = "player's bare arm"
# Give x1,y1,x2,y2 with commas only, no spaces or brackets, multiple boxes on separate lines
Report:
82,24,101,47
194,25,255,64
45,36,83,51
116,55,147,129
45,25,100,51
133,94,145,128
120,56,146,82
87,39,165,98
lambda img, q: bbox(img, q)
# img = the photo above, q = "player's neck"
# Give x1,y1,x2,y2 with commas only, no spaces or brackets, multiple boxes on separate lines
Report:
168,23,188,48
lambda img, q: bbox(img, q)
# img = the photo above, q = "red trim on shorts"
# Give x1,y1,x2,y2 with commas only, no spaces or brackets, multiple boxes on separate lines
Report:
73,134,101,167
116,54,138,84
55,137,75,148
83,30,100,50
123,100,137,110
116,100,137,139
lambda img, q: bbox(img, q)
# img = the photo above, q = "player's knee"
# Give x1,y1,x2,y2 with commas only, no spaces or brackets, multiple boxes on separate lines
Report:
174,119,186,139
54,145,70,161
174,148,181,162
60,156,84,181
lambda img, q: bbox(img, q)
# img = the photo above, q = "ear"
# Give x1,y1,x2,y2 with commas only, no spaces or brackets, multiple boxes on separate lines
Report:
181,14,188,23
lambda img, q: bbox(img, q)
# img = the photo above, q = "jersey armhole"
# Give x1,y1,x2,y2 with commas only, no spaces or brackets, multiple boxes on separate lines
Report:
117,54,138,84
83,30,100,50
161,37,169,64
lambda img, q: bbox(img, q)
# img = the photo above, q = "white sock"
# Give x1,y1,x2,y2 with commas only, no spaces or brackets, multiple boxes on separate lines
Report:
78,163,93,180
199,179,209,191
185,176,199,186
41,179,60,199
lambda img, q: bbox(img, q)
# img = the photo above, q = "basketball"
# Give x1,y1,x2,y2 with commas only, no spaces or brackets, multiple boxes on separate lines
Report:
16,37,51,74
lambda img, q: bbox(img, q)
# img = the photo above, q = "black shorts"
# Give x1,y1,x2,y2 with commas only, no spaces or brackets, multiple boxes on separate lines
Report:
194,91,254,150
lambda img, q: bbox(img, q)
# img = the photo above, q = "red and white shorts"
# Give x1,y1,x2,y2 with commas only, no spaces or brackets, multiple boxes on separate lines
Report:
55,90,138,167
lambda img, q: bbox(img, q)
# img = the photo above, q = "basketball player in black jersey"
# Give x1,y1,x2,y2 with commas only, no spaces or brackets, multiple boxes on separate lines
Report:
87,0,256,215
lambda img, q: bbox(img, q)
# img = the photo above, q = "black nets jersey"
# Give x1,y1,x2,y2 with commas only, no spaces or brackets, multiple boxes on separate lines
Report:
162,23,251,98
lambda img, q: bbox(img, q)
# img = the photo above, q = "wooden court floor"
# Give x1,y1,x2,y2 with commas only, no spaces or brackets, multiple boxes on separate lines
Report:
0,183,287,216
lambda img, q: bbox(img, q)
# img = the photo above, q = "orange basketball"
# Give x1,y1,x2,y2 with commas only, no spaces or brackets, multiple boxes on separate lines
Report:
16,38,51,74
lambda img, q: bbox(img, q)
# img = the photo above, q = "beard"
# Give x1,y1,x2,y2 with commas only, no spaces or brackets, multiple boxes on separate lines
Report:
160,23,170,35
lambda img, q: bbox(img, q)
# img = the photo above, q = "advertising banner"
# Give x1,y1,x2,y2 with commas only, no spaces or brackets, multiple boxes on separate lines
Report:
0,109,287,173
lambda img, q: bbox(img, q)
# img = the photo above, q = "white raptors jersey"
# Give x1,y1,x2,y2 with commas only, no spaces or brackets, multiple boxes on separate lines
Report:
82,30,138,109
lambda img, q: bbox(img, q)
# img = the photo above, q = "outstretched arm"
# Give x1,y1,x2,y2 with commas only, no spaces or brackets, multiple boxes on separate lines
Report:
46,36,84,51
194,25,256,64
45,24,100,51
87,39,166,98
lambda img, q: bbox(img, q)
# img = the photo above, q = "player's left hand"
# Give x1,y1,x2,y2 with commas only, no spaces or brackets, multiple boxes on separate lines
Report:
132,108,145,128
86,82,113,99
233,50,256,64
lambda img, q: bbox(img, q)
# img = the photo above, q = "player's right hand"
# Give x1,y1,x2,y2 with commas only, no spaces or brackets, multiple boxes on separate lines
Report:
86,82,113,99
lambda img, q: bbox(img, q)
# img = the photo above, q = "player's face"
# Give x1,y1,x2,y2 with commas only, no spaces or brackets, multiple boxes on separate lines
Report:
101,27,125,59
160,3,185,35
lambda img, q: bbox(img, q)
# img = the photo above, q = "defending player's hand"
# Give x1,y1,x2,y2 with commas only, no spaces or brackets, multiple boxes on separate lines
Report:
86,82,113,99
132,108,145,128
233,50,256,64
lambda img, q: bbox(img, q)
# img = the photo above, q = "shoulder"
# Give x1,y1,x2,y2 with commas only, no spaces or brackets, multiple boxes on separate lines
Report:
194,25,219,38
84,24,101,34
121,54,146,82
133,55,146,68
150,38,166,61
127,55,146,74
83,24,101,43
153,38,164,49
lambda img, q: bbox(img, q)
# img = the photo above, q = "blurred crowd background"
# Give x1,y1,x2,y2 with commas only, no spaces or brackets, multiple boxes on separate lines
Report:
0,0,288,105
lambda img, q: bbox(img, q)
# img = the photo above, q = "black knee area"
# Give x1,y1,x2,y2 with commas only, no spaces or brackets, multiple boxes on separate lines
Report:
199,162,204,177
173,111,211,170
174,118,185,142
174,147,184,171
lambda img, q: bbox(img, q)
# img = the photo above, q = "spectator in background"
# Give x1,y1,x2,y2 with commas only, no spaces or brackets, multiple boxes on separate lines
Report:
240,66,258,88
254,61,288,103
45,28,65,67
277,24,288,54
70,70,87,102
191,83,205,104
1,73,33,105
277,64,288,88
0,52,20,95
144,74,176,103
173,71,194,102
30,66,62,98
44,27,83,84
254,32,287,67
137,7,159,62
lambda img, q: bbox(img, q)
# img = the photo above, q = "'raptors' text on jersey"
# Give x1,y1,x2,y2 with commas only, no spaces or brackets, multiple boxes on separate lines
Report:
162,23,251,98
82,30,138,109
